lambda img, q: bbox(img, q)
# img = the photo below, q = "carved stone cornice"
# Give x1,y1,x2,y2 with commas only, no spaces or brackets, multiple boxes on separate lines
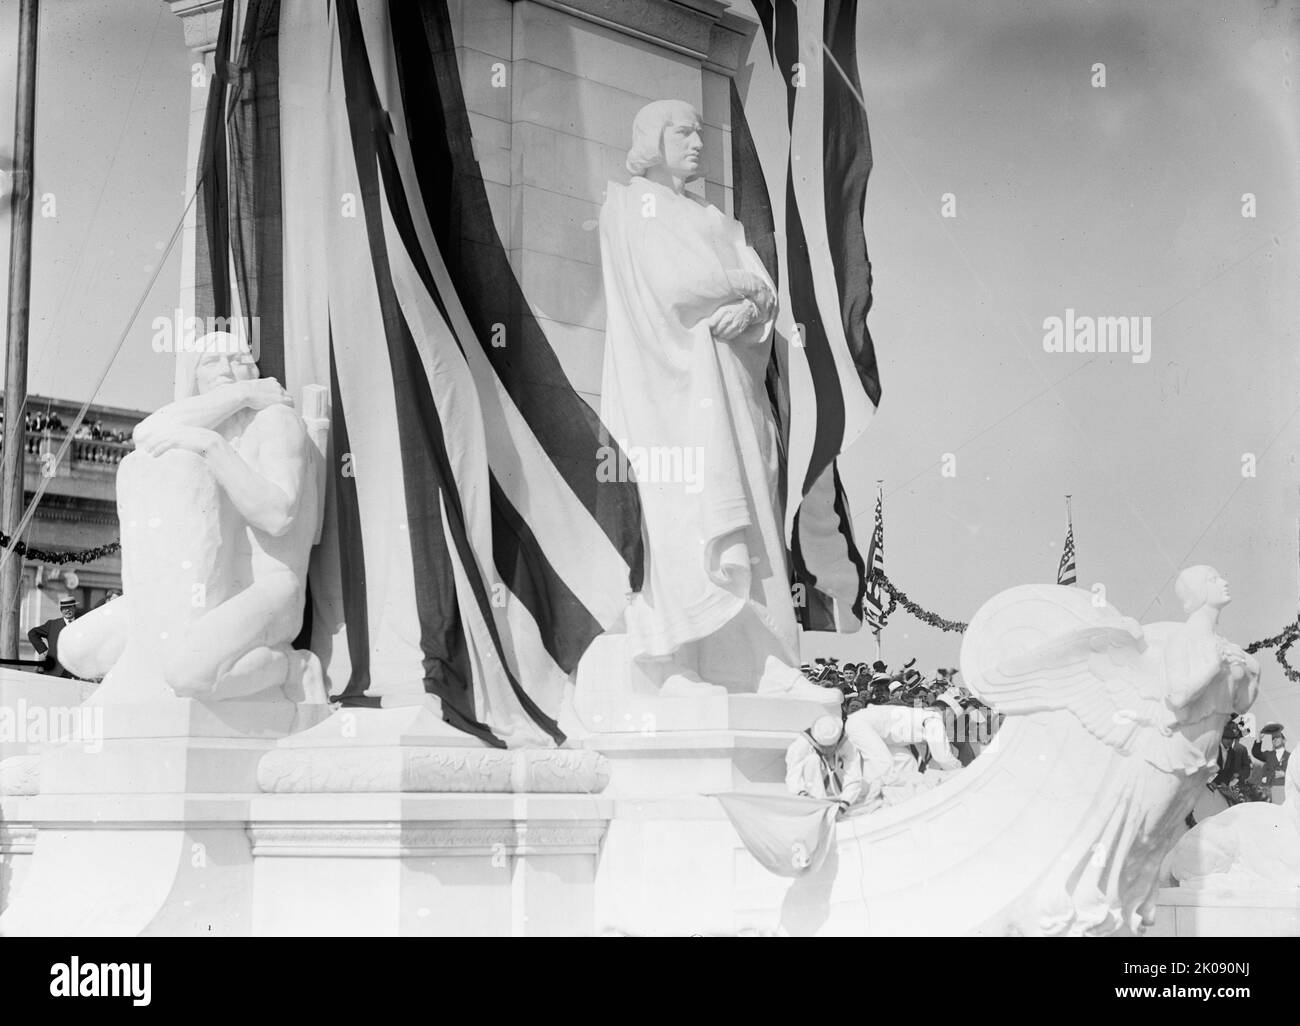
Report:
247,820,607,857
167,0,224,53
519,0,756,75
258,745,611,794
705,8,756,75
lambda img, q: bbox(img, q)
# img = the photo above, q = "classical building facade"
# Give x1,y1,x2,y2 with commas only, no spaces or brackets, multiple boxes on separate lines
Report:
0,394,142,660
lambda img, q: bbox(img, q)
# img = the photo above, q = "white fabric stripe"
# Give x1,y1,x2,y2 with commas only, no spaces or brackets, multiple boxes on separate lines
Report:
736,23,818,546
359,3,633,629
359,2,572,734
791,0,874,456
441,490,555,747
378,168,554,734
378,164,571,726
278,0,333,410
315,2,426,698
278,2,355,691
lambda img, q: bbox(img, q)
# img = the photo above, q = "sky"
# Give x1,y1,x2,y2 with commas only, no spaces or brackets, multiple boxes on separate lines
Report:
0,0,188,413
0,0,1298,727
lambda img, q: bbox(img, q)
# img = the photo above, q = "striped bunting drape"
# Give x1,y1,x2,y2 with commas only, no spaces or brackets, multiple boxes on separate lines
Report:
194,0,643,747
731,0,881,632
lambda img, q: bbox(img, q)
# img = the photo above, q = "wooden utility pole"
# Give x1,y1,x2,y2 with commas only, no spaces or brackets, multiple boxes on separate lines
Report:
1,0,40,658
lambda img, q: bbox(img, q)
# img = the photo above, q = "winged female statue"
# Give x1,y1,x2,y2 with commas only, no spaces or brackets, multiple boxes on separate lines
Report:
960,565,1259,935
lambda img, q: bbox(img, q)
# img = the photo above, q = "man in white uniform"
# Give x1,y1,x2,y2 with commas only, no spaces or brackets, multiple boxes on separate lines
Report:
846,698,961,804
785,715,864,810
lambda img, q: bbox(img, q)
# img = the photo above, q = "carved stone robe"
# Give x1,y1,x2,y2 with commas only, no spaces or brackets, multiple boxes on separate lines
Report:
598,177,797,667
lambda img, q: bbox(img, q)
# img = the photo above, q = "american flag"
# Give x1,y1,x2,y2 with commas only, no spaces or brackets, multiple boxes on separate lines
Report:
864,488,888,631
1056,523,1077,587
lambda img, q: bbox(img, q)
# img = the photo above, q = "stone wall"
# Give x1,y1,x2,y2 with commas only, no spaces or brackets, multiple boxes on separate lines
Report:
447,0,751,409
166,0,755,411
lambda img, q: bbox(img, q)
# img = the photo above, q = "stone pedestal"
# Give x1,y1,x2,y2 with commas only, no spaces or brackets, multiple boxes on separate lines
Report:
574,632,829,798
1149,887,1300,937
0,668,97,761
247,793,609,935
0,696,320,936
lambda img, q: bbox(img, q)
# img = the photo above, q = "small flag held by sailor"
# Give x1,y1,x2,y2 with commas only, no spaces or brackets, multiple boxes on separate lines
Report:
864,483,888,630
1056,495,1077,587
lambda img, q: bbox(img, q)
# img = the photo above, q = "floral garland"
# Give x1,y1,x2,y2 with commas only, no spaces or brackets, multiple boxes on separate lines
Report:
1247,618,1300,684
874,574,1298,683
0,531,121,566
877,573,968,633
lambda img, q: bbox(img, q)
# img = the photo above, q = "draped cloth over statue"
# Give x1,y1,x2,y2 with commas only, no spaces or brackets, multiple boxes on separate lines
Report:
599,177,797,666
192,0,645,747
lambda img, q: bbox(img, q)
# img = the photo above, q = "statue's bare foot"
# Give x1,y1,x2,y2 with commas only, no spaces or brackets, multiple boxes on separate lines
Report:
660,672,727,698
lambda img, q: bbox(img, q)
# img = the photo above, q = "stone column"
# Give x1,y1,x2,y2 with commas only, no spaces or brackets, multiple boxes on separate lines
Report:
166,1,223,358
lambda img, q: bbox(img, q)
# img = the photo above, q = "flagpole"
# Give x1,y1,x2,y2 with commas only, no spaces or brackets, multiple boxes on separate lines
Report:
0,0,40,660
874,479,883,663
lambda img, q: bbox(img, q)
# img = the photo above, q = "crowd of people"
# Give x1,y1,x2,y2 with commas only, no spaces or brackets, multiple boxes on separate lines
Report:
0,409,133,445
0,410,135,465
787,657,1005,814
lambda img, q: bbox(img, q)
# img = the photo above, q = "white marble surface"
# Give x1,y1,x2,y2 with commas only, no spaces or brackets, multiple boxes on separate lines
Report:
1167,761,1299,891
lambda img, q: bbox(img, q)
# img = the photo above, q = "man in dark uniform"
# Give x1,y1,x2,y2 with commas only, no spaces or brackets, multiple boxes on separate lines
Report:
28,596,79,678
1211,718,1254,802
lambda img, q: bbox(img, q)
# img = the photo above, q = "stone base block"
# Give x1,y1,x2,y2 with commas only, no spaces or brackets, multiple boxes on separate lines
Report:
576,689,828,736
247,793,611,935
0,668,97,762
581,729,793,798
0,794,259,936
38,697,320,796
1149,886,1300,937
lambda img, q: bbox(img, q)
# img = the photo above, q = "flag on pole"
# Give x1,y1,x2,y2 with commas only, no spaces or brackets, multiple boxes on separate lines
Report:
1056,499,1077,587
864,485,888,631
731,0,881,632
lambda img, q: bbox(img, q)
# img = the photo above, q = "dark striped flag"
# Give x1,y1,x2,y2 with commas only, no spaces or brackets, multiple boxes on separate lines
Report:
863,487,887,631
731,0,881,632
1056,524,1077,587
194,0,643,747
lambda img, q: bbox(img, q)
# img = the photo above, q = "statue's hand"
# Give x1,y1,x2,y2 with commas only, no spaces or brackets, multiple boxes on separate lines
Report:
1216,638,1249,669
709,299,759,341
726,270,775,319
141,425,224,460
238,378,292,412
